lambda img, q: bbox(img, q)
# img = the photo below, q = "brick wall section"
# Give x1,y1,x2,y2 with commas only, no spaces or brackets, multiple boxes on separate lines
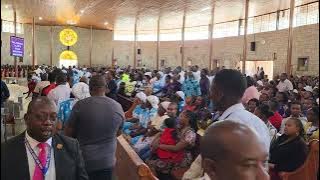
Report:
112,41,134,67
1,24,318,76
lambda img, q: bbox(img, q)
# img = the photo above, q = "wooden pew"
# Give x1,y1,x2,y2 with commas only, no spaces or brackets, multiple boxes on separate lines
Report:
115,135,158,180
279,139,319,180
117,94,134,112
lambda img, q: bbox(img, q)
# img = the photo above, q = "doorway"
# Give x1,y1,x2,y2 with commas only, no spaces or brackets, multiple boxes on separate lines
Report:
240,60,274,79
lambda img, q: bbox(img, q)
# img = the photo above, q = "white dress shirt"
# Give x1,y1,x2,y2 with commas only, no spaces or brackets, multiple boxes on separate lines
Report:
182,103,270,180
47,84,71,106
192,71,201,82
25,131,56,180
179,71,185,84
276,79,293,92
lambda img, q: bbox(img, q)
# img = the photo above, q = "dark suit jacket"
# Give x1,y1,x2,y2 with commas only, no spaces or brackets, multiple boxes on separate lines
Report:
1,132,89,180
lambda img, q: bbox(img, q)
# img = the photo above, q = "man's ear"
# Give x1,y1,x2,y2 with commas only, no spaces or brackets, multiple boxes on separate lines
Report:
24,113,30,125
203,158,217,179
24,113,28,122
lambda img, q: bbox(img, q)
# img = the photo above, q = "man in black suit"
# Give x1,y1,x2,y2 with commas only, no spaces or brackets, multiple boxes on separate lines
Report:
1,97,88,180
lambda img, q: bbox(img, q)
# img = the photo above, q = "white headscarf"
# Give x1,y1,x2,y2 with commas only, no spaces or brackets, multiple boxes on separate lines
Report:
304,86,313,92
144,72,152,78
176,91,185,100
147,95,159,109
72,82,91,100
158,71,164,77
160,101,171,111
135,92,147,103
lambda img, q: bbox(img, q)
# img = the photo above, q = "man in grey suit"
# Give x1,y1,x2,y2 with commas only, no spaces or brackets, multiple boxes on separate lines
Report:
1,97,88,180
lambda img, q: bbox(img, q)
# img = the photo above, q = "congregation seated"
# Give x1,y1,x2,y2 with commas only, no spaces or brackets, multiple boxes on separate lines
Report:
1,63,319,180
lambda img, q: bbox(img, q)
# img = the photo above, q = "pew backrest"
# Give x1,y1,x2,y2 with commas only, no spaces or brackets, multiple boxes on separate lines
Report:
116,135,158,180
117,94,134,112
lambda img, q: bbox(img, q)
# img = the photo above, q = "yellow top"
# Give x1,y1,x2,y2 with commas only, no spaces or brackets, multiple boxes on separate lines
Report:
304,122,319,142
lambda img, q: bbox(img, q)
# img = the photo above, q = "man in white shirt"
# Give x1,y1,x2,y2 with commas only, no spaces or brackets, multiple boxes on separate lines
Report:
183,69,270,180
175,66,185,84
192,65,201,82
200,121,269,180
1,97,88,180
47,73,71,106
276,73,293,92
34,65,43,76
33,73,50,97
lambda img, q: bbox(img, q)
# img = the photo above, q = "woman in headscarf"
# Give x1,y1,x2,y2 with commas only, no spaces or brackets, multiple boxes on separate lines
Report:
71,76,91,101
57,76,90,134
132,101,171,159
123,92,147,134
129,95,159,137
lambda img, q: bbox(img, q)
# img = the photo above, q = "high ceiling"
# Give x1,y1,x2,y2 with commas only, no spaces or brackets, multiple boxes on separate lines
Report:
1,0,316,30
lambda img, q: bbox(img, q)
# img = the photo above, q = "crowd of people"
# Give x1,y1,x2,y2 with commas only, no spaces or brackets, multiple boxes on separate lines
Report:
1,63,319,180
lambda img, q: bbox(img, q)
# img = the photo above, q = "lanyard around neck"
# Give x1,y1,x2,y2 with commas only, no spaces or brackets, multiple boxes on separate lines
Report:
25,139,52,176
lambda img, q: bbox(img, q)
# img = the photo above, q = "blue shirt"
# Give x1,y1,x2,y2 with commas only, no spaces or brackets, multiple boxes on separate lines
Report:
153,80,163,93
178,101,185,113
133,105,145,119
58,98,76,124
139,108,158,128
182,79,201,97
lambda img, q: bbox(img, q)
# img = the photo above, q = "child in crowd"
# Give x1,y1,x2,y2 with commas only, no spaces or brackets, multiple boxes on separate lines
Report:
280,101,307,134
156,117,184,163
246,98,260,113
183,96,196,111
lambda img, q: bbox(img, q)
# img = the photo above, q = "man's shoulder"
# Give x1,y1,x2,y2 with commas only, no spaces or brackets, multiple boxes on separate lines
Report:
53,134,78,149
1,133,25,150
54,134,77,143
77,96,122,108
227,110,268,129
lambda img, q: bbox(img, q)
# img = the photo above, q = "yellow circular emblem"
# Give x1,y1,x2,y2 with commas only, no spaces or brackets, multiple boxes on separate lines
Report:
59,50,77,60
59,29,78,46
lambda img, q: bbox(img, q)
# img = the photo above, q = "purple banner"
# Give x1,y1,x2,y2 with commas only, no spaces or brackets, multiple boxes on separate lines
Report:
10,36,24,57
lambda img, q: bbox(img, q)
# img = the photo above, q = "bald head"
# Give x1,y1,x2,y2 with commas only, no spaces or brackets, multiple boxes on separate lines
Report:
27,97,57,114
201,121,269,180
201,121,259,160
